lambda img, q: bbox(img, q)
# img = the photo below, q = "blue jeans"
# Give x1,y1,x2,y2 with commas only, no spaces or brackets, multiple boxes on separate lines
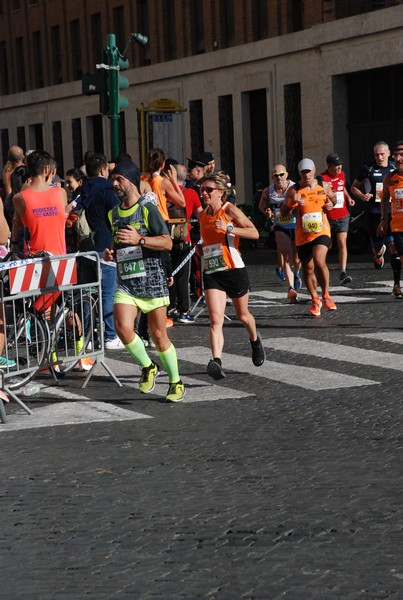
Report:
100,257,117,341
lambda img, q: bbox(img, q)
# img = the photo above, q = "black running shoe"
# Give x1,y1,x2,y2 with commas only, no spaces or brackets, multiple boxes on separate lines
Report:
251,331,266,367
207,359,226,380
340,271,352,285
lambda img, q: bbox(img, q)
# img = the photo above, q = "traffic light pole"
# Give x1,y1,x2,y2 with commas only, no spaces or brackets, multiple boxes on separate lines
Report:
106,34,121,162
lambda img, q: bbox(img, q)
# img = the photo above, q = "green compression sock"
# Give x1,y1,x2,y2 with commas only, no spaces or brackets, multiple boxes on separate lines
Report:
157,344,180,383
124,335,152,368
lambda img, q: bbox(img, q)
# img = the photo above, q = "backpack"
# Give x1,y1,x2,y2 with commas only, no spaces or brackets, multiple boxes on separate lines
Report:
167,201,189,242
66,207,94,252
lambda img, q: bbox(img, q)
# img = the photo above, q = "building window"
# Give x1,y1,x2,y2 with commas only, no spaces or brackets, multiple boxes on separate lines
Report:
113,6,125,52
0,42,9,95
86,115,104,154
70,20,82,80
29,123,44,151
71,119,83,168
335,0,399,18
17,126,26,151
189,100,204,159
11,0,20,9
287,0,304,32
190,0,205,54
51,26,63,84
0,0,3,16
1,129,10,167
136,0,150,65
91,13,103,64
52,121,64,176
220,0,235,48
15,37,26,92
32,32,44,88
162,0,177,60
219,95,235,184
284,83,302,181
252,0,269,40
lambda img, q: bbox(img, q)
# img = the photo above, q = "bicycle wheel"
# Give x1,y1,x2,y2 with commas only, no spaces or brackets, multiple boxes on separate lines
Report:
5,310,49,390
53,290,98,374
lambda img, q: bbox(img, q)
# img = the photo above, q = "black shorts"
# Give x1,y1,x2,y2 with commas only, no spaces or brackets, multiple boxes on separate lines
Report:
203,267,251,298
274,225,296,241
297,235,331,261
329,215,349,234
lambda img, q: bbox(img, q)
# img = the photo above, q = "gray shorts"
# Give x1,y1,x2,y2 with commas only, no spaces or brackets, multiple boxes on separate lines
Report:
329,215,349,234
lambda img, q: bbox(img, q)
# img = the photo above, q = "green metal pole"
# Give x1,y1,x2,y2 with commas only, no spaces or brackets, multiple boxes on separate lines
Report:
107,33,120,161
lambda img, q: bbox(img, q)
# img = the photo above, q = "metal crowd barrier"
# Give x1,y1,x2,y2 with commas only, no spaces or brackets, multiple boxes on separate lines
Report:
0,251,122,423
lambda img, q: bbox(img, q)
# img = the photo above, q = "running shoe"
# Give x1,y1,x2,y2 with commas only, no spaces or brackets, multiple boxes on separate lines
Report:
51,350,61,372
139,361,160,394
275,267,286,281
373,244,386,269
105,336,124,350
166,317,174,328
0,356,16,369
165,380,185,402
207,359,226,380
78,357,95,371
340,271,352,285
322,294,337,311
251,331,266,367
294,273,302,291
288,287,298,304
309,297,322,317
177,312,195,324
392,284,403,299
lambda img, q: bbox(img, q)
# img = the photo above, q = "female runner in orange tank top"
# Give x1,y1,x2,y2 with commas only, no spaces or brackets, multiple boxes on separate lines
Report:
197,171,266,380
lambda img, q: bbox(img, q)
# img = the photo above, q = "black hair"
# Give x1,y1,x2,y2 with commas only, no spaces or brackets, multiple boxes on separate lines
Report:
66,167,86,183
85,152,108,178
146,148,165,173
26,150,52,177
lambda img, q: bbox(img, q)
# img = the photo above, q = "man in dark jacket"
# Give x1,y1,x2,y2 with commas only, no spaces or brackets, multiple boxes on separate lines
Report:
80,152,121,349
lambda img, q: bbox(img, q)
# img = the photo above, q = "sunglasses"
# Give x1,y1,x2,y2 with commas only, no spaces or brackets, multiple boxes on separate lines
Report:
273,172,286,177
200,186,219,195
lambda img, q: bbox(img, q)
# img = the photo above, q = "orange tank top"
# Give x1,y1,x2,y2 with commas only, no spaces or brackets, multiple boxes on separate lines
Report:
199,202,244,273
150,174,169,222
389,171,403,232
22,187,66,255
294,183,331,246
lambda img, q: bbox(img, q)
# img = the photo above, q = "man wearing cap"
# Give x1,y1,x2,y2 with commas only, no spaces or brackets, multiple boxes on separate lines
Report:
199,152,215,176
321,153,355,285
377,141,403,299
103,160,185,402
281,158,337,317
351,141,396,271
186,155,207,196
80,152,121,349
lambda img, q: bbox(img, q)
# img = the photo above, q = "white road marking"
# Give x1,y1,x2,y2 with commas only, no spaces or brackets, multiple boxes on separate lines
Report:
265,336,403,372
0,401,151,431
351,331,403,344
177,346,378,391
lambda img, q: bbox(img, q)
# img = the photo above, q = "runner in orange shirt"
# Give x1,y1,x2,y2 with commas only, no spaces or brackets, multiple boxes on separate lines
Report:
281,158,336,317
377,140,403,298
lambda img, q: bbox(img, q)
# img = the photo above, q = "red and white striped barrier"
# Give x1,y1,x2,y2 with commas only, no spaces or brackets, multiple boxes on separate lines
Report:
8,257,77,294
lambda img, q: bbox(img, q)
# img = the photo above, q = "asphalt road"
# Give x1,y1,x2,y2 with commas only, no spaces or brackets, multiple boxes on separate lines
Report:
1,247,402,599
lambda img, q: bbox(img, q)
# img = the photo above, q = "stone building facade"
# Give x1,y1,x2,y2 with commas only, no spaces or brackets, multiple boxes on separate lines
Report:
0,0,402,200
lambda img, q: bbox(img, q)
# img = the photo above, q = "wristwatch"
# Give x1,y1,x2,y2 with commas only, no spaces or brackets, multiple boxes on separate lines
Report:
226,223,234,233
139,236,146,246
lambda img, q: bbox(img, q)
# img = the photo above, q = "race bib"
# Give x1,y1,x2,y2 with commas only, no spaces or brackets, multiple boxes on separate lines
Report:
116,246,146,279
275,208,296,227
395,188,403,212
302,212,322,233
203,243,228,274
334,191,344,209
375,182,383,202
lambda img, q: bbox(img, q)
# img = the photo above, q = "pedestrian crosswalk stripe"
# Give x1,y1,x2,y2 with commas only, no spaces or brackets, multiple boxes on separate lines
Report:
0,401,152,432
264,336,403,372
351,331,403,344
177,346,378,391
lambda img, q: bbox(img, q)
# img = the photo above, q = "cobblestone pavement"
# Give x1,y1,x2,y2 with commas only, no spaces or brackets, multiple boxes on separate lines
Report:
1,249,403,599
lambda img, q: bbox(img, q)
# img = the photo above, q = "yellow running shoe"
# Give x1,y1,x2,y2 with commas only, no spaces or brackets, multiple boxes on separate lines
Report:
165,380,185,402
139,361,160,394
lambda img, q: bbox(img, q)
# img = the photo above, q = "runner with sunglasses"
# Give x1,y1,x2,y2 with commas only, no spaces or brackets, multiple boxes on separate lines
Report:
259,165,301,302
197,171,266,380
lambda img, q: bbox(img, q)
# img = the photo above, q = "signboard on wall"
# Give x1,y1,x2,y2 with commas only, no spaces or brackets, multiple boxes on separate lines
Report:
137,99,185,171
